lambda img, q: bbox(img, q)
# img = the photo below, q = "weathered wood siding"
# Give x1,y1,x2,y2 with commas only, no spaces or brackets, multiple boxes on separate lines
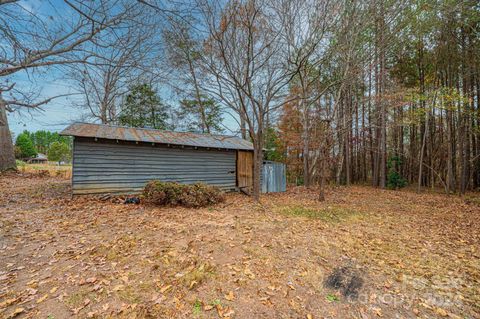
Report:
72,138,237,195
236,150,253,189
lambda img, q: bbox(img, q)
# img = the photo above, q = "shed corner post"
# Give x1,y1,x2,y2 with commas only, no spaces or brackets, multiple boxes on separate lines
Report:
235,150,239,188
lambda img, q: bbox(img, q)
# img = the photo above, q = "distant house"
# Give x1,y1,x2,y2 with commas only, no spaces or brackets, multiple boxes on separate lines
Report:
26,153,48,164
60,123,259,195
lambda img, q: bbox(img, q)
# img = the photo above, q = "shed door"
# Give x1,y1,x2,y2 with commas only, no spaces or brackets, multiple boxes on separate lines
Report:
237,151,253,189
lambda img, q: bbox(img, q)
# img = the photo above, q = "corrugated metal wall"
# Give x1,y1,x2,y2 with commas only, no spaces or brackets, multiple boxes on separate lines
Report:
261,161,286,193
72,138,236,195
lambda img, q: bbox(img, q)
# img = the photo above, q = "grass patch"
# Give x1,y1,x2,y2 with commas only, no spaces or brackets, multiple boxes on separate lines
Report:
181,263,215,289
92,235,141,261
192,299,202,316
23,163,72,179
464,195,480,206
280,206,358,222
117,285,142,303
66,288,100,307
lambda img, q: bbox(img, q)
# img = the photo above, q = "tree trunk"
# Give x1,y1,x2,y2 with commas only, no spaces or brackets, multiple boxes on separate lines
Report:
318,167,325,201
418,109,428,192
344,88,351,185
240,116,247,140
187,55,209,133
446,102,454,194
0,97,16,171
252,137,263,201
318,133,328,202
303,136,310,187
376,0,387,189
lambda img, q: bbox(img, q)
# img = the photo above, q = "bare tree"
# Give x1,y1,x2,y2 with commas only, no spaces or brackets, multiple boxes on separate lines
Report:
198,0,298,200
0,0,138,170
279,0,337,188
70,11,161,124
163,20,215,133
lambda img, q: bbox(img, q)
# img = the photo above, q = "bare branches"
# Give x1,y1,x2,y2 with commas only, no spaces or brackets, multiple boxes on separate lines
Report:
193,0,311,199
69,18,161,124
4,93,74,111
0,0,17,5
0,1,144,75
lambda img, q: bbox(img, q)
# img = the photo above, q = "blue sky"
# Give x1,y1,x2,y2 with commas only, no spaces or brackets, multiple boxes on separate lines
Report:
6,0,81,136
8,74,81,136
6,0,239,137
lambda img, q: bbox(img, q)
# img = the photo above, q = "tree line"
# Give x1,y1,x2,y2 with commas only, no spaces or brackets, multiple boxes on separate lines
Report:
275,0,480,197
14,130,71,164
1,0,479,200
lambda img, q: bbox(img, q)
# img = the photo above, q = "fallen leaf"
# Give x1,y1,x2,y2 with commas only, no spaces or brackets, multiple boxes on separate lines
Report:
204,304,214,311
36,294,48,303
26,288,37,295
216,303,224,317
225,291,235,301
160,284,172,293
5,307,24,319
244,268,255,279
372,307,383,317
223,308,235,317
435,307,448,317
189,280,197,289
113,284,125,292
0,298,19,308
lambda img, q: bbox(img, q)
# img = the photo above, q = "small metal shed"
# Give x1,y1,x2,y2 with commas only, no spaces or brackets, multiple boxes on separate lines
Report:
262,161,287,193
61,123,256,195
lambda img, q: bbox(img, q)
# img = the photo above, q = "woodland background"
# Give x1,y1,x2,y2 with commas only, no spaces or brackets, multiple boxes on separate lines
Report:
1,0,479,198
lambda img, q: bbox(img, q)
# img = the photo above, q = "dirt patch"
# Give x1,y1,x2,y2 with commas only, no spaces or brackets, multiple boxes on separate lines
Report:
0,173,479,318
324,264,364,299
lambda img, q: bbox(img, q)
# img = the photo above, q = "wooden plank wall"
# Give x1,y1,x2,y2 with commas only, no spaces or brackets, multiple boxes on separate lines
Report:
236,150,253,189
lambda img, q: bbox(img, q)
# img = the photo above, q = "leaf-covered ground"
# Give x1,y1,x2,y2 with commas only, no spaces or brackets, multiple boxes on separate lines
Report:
0,173,479,319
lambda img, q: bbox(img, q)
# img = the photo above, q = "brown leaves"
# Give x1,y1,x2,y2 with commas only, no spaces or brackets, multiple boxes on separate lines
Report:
72,298,91,315
215,303,235,318
204,304,214,311
159,284,172,294
243,267,255,279
224,291,235,301
4,307,24,319
434,307,448,317
112,284,125,292
1,174,479,319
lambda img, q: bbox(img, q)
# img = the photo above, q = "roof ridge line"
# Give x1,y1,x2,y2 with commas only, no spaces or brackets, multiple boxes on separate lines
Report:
71,122,240,139
60,122,254,151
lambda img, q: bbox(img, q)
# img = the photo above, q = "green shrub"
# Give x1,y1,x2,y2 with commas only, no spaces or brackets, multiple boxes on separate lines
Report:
15,132,37,159
15,160,26,172
143,181,225,208
47,141,71,163
387,156,407,189
15,159,26,167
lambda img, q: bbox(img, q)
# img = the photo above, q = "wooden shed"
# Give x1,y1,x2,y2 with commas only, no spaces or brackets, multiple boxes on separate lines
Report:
60,123,254,195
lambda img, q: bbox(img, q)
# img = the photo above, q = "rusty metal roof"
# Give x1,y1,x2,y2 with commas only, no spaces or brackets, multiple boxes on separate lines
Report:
60,123,253,150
